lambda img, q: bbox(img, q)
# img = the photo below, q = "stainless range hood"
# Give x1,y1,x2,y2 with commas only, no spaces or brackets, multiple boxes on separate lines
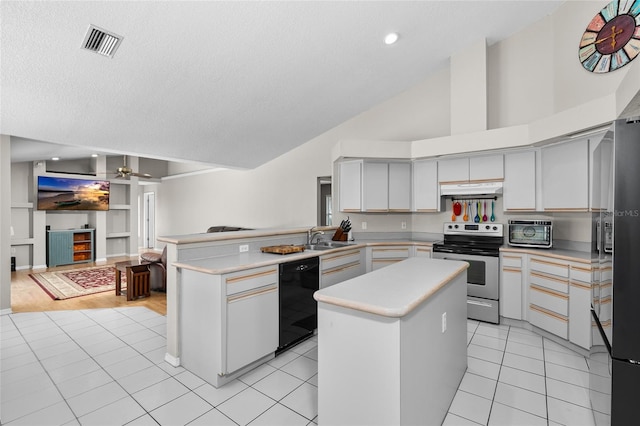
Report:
440,181,503,196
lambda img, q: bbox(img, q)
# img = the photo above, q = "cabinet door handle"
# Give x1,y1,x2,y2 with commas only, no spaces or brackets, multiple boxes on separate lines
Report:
322,262,360,276
226,269,276,284
467,300,493,308
227,285,277,303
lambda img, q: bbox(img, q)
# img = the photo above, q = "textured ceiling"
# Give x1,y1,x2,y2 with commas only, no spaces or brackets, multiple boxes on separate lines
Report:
2,1,563,168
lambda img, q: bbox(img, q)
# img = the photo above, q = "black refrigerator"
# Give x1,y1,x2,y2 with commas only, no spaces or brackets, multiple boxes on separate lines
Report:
590,118,640,425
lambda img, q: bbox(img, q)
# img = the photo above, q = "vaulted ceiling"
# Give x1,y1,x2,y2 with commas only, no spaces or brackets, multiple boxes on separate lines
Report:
2,1,563,168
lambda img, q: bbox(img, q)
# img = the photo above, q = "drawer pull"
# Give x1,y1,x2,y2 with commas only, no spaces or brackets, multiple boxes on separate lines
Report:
531,258,566,269
530,284,568,300
324,250,360,261
529,304,568,322
227,269,276,284
468,300,493,308
502,267,522,273
322,262,360,276
571,265,592,273
372,259,403,264
227,285,277,303
530,271,569,285
373,248,409,252
570,281,591,290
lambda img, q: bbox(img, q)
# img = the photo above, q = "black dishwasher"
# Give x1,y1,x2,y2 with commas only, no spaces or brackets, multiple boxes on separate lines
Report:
278,256,319,353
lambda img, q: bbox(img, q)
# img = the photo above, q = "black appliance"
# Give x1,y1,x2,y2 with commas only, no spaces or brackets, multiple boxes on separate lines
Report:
278,256,319,353
433,222,504,324
590,118,640,425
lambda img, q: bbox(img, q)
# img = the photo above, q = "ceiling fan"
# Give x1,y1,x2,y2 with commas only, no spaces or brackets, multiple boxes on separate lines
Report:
114,155,152,179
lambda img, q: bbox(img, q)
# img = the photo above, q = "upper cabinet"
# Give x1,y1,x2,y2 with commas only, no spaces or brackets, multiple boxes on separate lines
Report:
541,138,589,212
438,154,503,184
438,158,469,183
339,160,362,212
412,159,439,212
388,162,411,212
339,160,411,213
504,151,537,211
363,162,389,212
469,155,504,182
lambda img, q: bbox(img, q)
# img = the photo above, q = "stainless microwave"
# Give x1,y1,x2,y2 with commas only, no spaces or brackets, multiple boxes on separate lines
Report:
508,220,552,248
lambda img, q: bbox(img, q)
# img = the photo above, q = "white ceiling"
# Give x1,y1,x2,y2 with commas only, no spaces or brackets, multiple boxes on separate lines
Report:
2,1,563,168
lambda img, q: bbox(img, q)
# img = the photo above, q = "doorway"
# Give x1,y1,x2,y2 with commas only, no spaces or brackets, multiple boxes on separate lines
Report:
143,192,156,248
317,177,332,226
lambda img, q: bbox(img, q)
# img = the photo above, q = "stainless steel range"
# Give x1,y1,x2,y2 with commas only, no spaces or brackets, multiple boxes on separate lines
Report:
432,222,504,324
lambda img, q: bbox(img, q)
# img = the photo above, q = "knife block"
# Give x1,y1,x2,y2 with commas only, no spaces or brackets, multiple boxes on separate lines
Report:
332,228,348,241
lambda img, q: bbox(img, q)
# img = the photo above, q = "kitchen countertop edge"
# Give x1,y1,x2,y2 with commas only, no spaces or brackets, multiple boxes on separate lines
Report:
173,241,437,275
314,258,469,318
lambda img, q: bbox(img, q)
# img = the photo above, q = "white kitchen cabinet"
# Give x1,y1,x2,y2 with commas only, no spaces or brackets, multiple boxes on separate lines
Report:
503,151,537,211
569,264,593,350
438,157,469,183
541,138,589,211
388,162,411,212
363,162,389,211
412,159,440,212
179,265,279,388
528,256,569,339
438,154,503,184
225,266,279,374
413,246,432,258
369,245,411,271
339,160,362,212
500,252,525,320
589,134,613,212
320,248,365,289
226,282,278,373
469,154,504,182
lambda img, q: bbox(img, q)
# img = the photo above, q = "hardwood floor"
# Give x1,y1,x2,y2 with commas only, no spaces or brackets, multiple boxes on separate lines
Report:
10,256,167,316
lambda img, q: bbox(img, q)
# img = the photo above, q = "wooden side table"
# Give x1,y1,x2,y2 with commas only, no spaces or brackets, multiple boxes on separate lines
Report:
115,260,150,301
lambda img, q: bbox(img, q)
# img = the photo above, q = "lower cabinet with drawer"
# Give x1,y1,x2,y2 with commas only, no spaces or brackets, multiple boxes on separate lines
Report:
225,266,279,374
179,265,279,388
569,265,593,349
320,248,365,289
528,256,570,340
500,253,525,320
369,245,411,271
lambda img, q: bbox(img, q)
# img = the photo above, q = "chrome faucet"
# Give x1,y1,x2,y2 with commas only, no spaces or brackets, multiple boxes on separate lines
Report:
307,227,324,245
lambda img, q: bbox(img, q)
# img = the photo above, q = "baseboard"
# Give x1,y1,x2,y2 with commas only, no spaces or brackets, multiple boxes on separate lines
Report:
32,264,48,271
0,308,13,316
94,257,108,264
164,353,181,367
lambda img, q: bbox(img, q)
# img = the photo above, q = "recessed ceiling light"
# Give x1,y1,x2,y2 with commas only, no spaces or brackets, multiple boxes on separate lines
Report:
384,32,399,45
51,157,60,161
91,154,98,158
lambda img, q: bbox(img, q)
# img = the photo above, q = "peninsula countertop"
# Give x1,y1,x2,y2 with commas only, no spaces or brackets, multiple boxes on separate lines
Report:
313,257,469,318
172,240,439,275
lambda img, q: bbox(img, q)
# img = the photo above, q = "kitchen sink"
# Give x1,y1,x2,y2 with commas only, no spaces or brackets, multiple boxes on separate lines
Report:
304,241,352,251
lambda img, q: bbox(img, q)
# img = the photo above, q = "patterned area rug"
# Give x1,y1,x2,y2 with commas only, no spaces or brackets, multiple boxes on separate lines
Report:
29,266,122,300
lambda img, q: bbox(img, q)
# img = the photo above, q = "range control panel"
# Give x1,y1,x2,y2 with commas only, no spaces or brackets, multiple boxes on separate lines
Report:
442,222,504,237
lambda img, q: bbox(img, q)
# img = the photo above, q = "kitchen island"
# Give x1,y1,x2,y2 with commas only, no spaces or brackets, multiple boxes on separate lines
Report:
314,257,468,426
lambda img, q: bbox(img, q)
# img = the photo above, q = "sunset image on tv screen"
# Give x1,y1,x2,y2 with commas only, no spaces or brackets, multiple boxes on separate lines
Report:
37,176,110,211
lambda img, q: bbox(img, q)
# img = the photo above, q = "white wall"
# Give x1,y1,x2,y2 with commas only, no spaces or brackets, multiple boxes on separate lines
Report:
156,69,451,237
156,0,634,242
1,135,12,313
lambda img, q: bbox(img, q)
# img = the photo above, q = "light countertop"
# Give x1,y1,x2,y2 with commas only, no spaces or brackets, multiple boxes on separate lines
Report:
173,240,437,275
313,257,468,318
500,246,596,264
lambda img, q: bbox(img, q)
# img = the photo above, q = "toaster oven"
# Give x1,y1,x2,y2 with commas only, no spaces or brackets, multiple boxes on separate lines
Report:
508,220,552,248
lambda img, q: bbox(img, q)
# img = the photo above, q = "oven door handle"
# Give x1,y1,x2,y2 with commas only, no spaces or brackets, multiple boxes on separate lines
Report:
467,299,493,308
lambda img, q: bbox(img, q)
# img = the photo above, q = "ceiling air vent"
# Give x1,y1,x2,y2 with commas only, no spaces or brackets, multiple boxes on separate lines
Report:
82,25,122,58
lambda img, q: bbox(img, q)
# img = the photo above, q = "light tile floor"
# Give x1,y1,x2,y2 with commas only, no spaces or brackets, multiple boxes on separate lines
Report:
1,307,603,425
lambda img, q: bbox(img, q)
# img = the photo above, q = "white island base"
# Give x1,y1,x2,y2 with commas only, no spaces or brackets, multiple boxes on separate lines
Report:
314,258,468,426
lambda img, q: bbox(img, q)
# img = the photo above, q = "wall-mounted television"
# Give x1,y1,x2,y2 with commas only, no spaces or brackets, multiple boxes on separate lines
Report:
37,176,110,211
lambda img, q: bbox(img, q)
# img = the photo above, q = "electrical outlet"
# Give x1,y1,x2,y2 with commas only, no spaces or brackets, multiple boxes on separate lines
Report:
239,244,249,253
361,221,367,230
401,221,407,229
442,312,447,333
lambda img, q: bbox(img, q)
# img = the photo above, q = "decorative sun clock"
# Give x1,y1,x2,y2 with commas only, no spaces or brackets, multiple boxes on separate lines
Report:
579,0,640,73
